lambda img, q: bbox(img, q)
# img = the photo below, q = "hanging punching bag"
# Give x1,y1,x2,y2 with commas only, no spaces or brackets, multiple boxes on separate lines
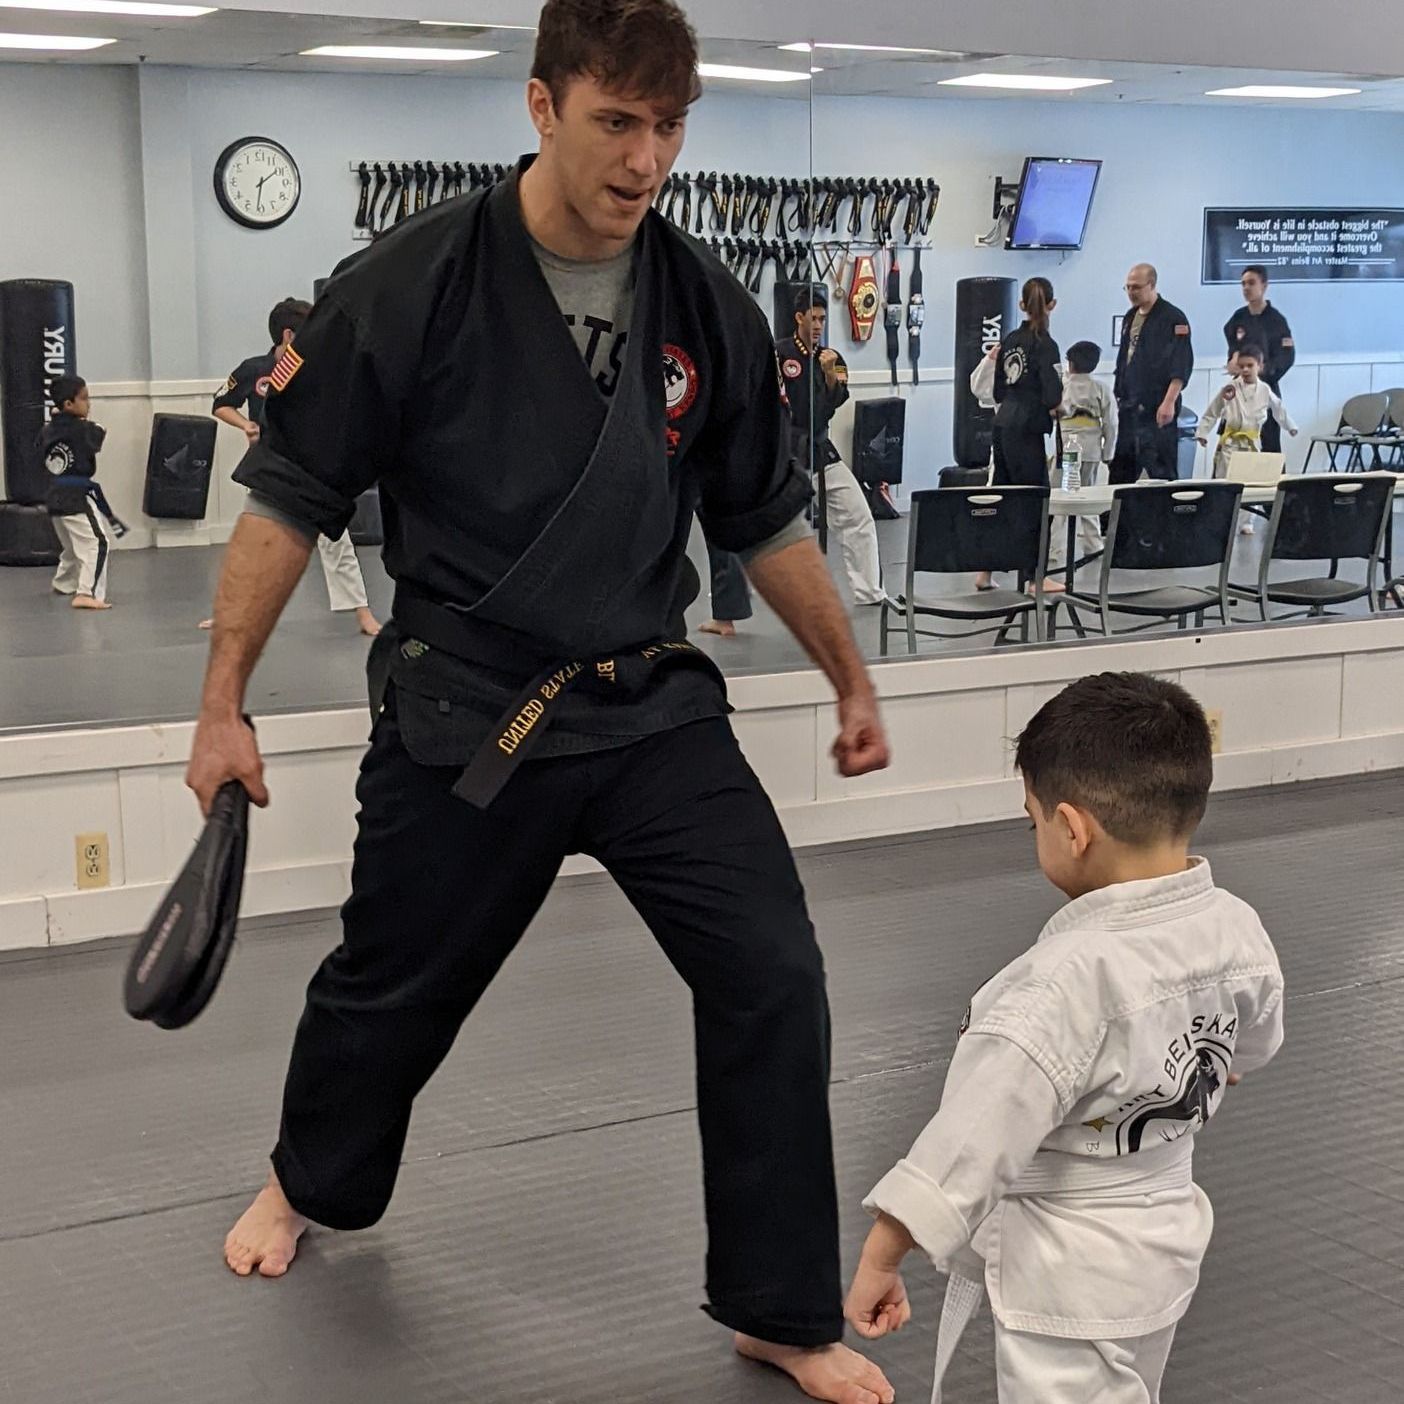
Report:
952,276,1016,469
0,279,77,506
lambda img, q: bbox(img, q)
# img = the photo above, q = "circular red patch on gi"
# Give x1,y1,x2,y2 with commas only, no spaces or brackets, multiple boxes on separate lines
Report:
663,344,699,421
782,358,803,380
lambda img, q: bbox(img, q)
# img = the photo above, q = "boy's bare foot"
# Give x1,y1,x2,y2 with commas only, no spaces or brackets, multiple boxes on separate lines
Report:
735,1335,895,1404
700,619,737,637
224,1173,308,1278
198,618,214,630
356,607,382,637
72,595,112,610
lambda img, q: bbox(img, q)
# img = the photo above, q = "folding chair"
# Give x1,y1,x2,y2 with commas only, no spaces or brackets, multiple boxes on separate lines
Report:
879,485,1050,655
1049,481,1242,638
1228,474,1394,620
1303,393,1389,472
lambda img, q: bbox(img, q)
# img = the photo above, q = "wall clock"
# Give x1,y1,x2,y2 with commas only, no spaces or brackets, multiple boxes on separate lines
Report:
214,137,301,230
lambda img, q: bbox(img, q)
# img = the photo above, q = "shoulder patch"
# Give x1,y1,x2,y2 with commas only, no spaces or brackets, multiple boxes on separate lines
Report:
1174,324,1190,336
268,347,304,393
1282,337,1294,348
223,374,237,393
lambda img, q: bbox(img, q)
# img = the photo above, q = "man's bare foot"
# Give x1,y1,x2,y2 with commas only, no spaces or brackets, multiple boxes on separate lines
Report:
735,1335,895,1404
72,595,112,610
700,619,737,637
224,1173,308,1278
198,618,214,630
356,607,381,637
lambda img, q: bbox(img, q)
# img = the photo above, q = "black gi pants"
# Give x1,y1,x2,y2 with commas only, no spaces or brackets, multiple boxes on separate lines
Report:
1261,379,1283,455
1110,403,1179,484
991,425,1050,487
271,693,842,1347
705,543,753,622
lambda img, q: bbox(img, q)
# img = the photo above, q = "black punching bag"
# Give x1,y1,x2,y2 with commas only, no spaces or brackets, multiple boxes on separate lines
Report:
952,276,1015,469
0,279,76,505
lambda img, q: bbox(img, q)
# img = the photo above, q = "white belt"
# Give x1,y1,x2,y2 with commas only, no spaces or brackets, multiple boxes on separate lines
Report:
928,1140,1194,1403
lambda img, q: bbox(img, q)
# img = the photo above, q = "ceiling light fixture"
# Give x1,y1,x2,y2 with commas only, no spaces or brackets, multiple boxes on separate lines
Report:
939,73,1112,91
698,62,811,83
1205,84,1361,99
780,41,963,57
301,44,498,61
0,28,112,45
0,0,211,14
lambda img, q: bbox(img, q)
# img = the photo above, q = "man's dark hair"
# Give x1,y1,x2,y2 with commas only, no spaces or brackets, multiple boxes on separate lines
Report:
793,284,828,318
1242,265,1270,286
1066,340,1101,374
1236,343,1265,364
268,298,311,345
48,374,86,411
532,0,700,110
1015,672,1213,844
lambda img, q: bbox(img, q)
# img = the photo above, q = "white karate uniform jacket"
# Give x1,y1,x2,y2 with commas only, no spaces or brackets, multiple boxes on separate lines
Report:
1059,371,1118,469
1198,377,1298,476
865,860,1284,1350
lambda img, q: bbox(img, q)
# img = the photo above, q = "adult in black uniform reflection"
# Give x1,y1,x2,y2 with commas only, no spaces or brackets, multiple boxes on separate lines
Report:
186,4,893,1403
1111,263,1194,483
1224,265,1295,455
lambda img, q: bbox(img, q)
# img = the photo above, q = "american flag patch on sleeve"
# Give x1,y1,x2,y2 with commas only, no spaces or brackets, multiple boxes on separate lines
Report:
268,347,304,392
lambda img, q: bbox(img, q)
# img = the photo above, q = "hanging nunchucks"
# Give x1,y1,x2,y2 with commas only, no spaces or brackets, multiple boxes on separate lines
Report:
908,249,926,386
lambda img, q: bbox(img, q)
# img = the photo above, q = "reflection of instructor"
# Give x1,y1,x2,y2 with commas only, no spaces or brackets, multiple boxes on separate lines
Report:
1224,265,1295,454
1111,264,1193,483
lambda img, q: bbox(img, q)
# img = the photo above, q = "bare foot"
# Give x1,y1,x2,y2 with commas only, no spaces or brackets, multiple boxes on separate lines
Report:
198,618,214,630
735,1335,895,1404
973,572,993,591
356,607,382,637
224,1173,308,1278
700,619,737,637
72,595,112,611
1030,578,1067,596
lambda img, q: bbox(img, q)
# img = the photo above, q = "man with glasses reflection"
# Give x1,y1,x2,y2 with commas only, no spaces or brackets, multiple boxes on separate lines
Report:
1111,264,1194,484
185,2,893,1401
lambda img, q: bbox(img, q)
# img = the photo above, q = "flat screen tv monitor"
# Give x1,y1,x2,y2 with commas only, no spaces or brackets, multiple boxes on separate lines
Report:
1006,157,1102,251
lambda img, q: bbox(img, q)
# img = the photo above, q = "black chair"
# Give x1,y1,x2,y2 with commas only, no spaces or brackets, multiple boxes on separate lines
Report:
1050,481,1243,638
1303,392,1389,472
880,485,1050,655
1228,474,1394,621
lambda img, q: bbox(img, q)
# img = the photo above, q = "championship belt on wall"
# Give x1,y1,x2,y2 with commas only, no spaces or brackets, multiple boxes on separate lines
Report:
849,255,880,342
907,249,926,386
884,253,903,387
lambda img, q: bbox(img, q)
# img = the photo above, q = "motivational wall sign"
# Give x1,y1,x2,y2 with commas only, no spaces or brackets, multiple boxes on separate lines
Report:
1202,207,1404,284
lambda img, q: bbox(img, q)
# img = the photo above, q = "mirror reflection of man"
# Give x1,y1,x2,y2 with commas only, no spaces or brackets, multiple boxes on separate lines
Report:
1111,264,1193,483
777,288,885,607
1224,266,1295,455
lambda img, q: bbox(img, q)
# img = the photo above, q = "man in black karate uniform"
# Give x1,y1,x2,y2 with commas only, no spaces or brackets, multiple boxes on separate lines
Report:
187,4,893,1402
1224,264,1296,455
1111,262,1195,483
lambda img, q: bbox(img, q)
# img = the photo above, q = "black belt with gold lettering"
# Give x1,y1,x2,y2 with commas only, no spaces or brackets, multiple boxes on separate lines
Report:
388,587,718,809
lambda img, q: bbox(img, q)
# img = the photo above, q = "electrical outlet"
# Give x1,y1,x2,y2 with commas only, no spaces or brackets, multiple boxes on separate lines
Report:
1205,709,1224,755
75,832,110,890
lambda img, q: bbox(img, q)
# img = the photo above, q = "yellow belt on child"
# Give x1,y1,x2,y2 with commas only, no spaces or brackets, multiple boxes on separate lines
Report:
1061,415,1099,430
1221,429,1260,446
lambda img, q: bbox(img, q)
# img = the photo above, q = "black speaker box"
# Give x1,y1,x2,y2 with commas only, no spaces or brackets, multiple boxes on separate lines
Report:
142,414,217,520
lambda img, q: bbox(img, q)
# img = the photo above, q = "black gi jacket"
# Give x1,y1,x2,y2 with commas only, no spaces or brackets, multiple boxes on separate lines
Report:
1224,303,1295,387
38,413,111,517
213,350,279,428
777,335,849,467
1114,297,1194,414
993,322,1062,435
235,157,810,779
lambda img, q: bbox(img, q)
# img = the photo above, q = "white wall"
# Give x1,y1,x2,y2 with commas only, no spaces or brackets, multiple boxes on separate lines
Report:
0,65,151,383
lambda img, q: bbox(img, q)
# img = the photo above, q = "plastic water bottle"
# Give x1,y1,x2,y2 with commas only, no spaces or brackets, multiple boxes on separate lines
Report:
1060,441,1082,493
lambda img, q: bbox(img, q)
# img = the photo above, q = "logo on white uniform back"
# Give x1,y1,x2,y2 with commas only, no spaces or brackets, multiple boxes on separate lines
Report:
663,345,699,421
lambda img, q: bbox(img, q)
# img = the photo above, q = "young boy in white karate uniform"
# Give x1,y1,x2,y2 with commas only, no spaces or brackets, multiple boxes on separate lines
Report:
845,671,1285,1403
1052,339,1115,571
1198,345,1298,533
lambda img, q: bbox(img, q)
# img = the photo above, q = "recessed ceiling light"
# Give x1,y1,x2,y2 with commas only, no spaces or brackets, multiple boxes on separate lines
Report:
0,29,112,45
698,62,811,83
939,73,1112,91
416,19,536,29
1205,84,1361,99
301,44,498,62
780,41,963,57
0,0,211,14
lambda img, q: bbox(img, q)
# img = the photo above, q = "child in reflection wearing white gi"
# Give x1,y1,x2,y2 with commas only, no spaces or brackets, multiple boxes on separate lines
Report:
1197,345,1298,534
844,672,1285,1403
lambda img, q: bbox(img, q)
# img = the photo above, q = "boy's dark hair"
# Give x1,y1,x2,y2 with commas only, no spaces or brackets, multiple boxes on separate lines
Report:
49,374,86,411
268,298,311,345
1066,340,1101,374
794,284,828,318
1016,672,1213,844
1242,264,1270,285
1236,343,1265,364
532,0,700,111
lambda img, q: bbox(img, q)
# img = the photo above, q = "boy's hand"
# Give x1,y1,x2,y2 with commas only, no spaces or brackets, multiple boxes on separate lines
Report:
844,1261,912,1340
1227,1072,1242,1086
243,422,261,444
1196,436,1207,446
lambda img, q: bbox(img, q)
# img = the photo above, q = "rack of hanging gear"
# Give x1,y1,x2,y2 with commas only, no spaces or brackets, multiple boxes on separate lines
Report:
348,159,512,240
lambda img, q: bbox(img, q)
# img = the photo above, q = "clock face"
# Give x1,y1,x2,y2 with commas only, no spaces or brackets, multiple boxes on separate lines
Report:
214,137,300,230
